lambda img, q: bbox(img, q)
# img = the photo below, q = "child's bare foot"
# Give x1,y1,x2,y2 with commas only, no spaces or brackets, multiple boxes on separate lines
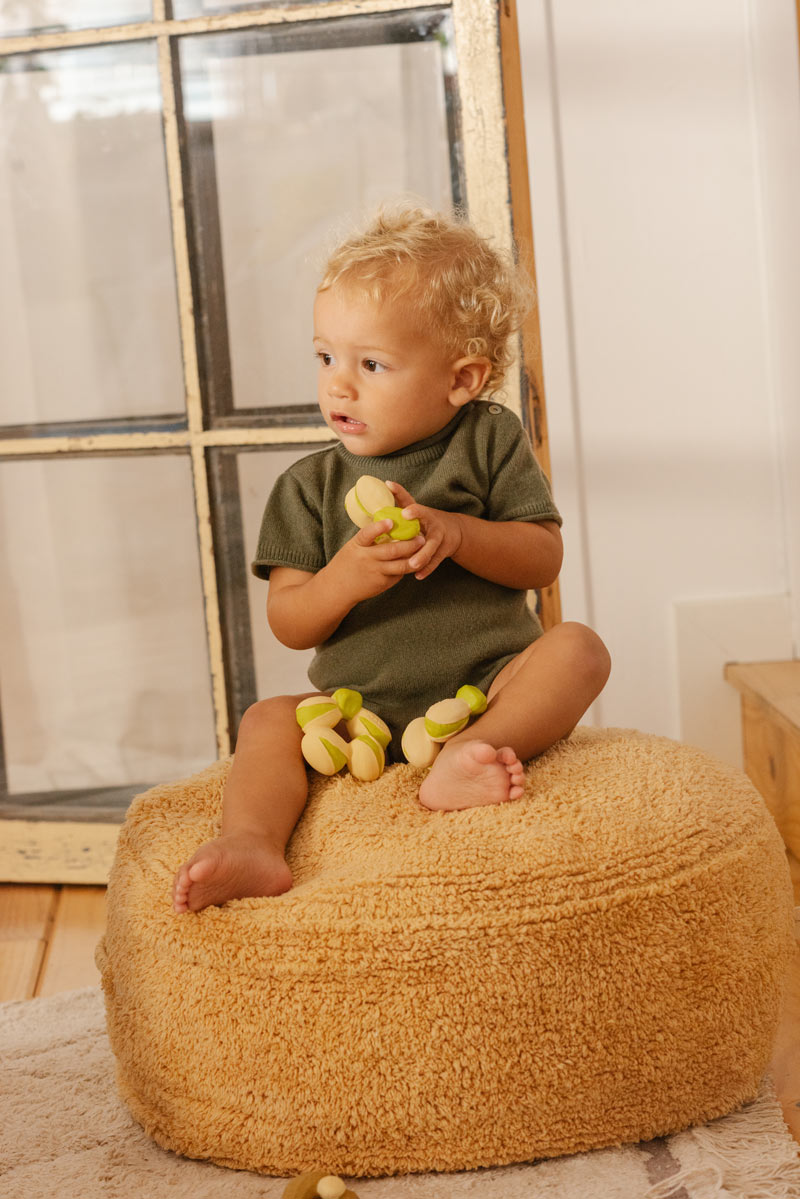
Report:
418,741,525,811
172,833,293,913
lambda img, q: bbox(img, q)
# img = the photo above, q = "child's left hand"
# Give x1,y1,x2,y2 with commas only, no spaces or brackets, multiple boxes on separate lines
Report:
387,482,463,580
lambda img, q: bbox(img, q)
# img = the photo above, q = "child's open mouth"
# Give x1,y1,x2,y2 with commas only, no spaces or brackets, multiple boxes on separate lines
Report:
331,412,366,435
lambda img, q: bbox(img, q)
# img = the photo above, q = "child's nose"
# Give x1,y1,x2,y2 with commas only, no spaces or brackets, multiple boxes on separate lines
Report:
329,366,356,399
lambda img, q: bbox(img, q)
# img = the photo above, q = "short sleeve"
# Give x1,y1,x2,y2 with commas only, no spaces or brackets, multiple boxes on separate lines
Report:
484,409,562,527
251,467,327,579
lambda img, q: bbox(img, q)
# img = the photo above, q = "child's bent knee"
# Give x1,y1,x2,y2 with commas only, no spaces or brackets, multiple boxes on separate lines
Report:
238,694,307,736
561,622,611,688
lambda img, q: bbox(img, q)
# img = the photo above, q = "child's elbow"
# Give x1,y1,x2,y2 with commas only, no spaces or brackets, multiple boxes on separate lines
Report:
539,526,564,585
269,618,314,651
267,600,309,650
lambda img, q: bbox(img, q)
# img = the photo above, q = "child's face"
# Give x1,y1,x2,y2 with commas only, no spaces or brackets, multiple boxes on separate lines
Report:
313,284,467,457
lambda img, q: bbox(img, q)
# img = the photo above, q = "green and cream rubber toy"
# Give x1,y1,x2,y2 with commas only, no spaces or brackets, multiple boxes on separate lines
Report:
296,688,391,782
344,474,420,543
401,685,488,767
282,1169,359,1199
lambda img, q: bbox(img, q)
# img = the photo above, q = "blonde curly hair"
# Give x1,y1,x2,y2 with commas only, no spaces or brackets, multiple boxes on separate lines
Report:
318,204,533,395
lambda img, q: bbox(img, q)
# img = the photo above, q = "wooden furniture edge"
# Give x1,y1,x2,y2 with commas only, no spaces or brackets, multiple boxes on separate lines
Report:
0,820,118,884
724,659,800,859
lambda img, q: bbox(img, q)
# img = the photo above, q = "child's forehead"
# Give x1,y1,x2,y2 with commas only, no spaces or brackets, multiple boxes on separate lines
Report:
314,278,423,329
318,267,421,308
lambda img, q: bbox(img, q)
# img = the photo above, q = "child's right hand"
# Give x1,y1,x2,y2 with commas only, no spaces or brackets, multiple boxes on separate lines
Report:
332,517,425,602
267,519,425,649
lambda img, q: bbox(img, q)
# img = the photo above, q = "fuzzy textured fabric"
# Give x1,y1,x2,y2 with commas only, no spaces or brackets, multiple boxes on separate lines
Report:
5,987,800,1199
97,727,795,1178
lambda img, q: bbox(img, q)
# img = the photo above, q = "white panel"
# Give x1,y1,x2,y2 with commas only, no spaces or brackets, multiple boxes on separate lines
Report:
518,0,594,637
675,594,793,768
745,0,800,657
517,0,794,737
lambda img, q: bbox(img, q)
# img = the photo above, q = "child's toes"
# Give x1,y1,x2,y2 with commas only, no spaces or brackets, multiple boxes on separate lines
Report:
173,866,192,911
497,746,521,770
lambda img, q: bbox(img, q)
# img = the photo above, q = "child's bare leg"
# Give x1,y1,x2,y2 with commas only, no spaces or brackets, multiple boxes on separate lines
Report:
173,693,318,912
419,622,611,812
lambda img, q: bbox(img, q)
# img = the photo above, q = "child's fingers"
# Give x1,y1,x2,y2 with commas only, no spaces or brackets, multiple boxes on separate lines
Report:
408,533,443,578
354,519,394,546
415,555,445,580
386,480,415,508
376,534,425,560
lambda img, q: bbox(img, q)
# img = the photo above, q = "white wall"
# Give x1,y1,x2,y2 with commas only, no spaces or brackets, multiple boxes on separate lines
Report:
517,0,800,757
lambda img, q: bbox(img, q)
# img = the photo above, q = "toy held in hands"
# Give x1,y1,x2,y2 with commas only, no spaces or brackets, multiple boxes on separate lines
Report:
402,685,488,767
297,688,390,781
344,475,420,542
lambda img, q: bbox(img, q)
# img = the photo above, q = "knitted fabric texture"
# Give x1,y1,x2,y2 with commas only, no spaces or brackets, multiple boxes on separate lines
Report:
97,727,795,1178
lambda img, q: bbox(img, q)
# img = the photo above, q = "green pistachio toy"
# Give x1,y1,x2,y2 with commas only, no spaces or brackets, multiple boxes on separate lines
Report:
402,686,488,766
371,505,421,543
344,475,420,542
297,693,390,781
424,697,471,742
281,1169,359,1199
344,475,394,528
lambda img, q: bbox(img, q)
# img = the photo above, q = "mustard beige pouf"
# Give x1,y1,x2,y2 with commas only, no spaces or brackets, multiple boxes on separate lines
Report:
96,727,795,1178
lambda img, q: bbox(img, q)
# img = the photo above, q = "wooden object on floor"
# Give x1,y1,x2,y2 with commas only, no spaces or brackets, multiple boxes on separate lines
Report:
725,660,800,858
772,852,800,1144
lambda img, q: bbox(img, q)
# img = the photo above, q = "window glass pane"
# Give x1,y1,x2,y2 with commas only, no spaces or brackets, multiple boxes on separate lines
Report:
0,42,185,428
0,2,151,42
0,455,217,798
174,0,315,15
173,0,317,17
179,13,459,419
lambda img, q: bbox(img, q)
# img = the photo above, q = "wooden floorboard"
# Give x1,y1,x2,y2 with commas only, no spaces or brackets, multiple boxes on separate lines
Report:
35,885,107,999
0,883,57,1001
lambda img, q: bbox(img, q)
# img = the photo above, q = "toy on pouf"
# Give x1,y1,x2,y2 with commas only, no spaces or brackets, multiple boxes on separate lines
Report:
401,683,488,767
282,1171,359,1199
297,689,391,781
297,683,490,779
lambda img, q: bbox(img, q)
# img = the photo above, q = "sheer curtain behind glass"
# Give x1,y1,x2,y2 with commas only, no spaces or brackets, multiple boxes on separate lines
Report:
0,41,215,801
0,43,184,426
179,23,455,418
0,7,460,814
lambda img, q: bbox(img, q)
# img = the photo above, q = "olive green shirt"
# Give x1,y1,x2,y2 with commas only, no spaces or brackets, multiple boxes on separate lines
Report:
252,401,561,748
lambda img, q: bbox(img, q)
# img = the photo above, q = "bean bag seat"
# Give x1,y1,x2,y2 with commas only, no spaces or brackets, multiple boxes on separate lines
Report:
96,727,795,1178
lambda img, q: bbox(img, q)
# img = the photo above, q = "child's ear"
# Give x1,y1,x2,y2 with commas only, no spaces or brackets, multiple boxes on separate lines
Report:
447,357,492,408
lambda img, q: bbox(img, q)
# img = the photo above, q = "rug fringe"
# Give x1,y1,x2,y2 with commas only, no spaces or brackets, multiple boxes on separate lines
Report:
644,1083,800,1199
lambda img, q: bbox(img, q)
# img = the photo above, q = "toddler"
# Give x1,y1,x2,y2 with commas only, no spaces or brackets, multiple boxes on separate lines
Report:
173,205,610,913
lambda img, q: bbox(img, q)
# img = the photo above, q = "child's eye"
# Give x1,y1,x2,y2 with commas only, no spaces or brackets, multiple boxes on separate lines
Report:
316,351,333,367
363,359,386,373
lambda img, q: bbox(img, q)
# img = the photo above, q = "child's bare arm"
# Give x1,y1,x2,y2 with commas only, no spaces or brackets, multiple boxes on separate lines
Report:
388,482,563,590
267,518,425,649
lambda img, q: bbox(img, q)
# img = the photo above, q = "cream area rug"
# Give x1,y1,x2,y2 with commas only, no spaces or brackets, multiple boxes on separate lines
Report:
2,988,799,1199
